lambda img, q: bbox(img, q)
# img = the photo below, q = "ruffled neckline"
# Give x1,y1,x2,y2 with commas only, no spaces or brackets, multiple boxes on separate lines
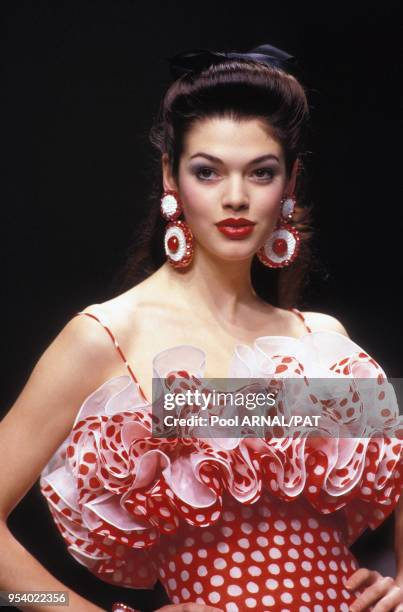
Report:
107,329,369,405
39,326,403,589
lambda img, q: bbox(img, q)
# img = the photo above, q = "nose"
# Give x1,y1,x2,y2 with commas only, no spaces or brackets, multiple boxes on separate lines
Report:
222,175,249,211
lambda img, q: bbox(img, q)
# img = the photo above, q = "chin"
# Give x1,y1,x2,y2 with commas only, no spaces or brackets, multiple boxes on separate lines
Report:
213,247,256,262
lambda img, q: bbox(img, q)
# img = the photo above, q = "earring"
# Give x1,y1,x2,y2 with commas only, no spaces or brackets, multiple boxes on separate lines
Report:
256,196,300,268
160,189,194,269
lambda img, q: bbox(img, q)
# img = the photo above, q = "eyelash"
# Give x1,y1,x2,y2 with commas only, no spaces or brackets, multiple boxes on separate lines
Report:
194,166,276,182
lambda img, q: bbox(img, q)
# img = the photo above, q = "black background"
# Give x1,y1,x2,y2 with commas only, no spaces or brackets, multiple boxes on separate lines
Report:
1,1,402,610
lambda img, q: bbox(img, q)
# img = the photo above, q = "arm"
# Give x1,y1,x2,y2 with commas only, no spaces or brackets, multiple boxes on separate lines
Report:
301,311,350,338
395,492,403,586
0,314,123,612
309,311,403,582
303,312,403,609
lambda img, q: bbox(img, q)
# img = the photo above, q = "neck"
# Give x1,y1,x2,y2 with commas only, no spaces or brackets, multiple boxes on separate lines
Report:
156,246,270,325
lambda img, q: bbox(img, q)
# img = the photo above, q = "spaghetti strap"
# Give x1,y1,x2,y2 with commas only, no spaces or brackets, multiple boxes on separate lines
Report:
290,307,312,334
73,306,149,403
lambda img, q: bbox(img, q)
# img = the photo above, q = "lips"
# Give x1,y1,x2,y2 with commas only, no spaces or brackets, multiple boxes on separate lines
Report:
216,218,256,227
215,219,256,239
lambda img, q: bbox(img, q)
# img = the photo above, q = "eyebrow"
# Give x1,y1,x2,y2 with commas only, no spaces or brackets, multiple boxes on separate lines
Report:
189,152,280,164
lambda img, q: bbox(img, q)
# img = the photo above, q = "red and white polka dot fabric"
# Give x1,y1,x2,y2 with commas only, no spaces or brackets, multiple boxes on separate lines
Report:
40,306,403,611
156,491,364,610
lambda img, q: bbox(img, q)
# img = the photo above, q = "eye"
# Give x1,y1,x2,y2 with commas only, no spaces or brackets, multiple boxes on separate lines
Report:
253,167,275,181
194,166,217,181
192,165,276,182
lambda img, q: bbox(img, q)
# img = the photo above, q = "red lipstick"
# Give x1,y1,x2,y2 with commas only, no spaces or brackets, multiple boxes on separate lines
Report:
215,217,256,239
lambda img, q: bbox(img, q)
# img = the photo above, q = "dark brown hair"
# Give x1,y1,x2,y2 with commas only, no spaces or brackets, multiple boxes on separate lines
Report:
112,58,315,308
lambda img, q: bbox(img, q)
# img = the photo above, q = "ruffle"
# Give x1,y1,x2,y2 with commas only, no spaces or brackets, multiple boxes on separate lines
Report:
40,331,403,589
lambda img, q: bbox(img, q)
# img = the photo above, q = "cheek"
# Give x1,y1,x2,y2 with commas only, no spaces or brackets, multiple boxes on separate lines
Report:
255,191,283,221
179,180,213,222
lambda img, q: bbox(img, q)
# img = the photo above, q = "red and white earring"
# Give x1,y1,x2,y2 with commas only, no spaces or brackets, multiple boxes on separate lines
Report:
256,195,300,268
160,189,194,269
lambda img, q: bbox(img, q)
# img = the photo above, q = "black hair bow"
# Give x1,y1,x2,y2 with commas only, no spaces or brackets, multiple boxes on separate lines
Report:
167,43,294,79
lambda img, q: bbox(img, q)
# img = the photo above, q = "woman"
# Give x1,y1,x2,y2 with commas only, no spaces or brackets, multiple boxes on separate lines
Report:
0,43,402,612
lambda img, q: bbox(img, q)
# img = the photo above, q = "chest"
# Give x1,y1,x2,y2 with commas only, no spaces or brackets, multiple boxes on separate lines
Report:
121,316,301,399
125,328,241,402
103,302,306,403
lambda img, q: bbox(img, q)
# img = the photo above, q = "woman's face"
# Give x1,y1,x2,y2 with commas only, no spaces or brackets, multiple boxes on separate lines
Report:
162,116,297,262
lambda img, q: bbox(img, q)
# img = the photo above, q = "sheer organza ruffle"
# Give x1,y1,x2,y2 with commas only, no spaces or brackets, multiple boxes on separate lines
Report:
40,331,403,589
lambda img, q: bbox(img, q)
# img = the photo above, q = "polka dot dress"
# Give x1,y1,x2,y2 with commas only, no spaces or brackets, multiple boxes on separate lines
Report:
157,491,365,611
39,305,403,611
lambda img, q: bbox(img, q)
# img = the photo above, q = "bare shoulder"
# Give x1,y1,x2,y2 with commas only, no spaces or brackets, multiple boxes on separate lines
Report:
77,286,152,356
91,278,171,339
300,311,350,338
49,304,130,378
87,286,144,337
